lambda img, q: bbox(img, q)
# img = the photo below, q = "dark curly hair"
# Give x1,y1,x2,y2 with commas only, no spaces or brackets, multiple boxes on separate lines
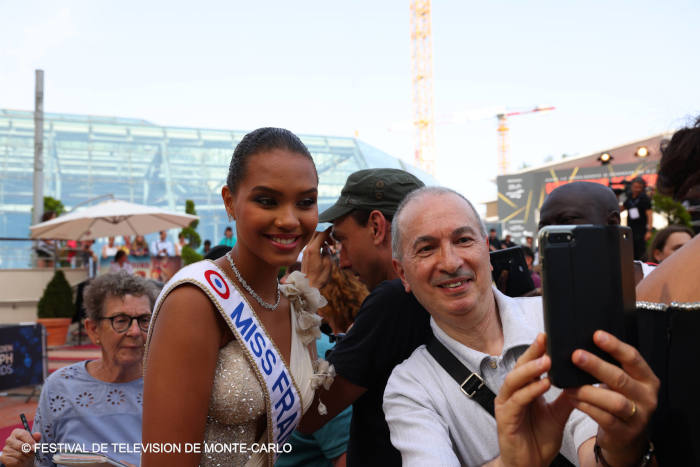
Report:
319,265,369,333
226,127,317,194
658,117,700,201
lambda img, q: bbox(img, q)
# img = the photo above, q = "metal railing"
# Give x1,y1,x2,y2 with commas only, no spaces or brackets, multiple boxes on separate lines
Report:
0,237,96,274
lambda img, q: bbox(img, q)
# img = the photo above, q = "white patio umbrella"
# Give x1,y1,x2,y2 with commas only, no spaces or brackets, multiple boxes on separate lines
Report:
30,199,199,240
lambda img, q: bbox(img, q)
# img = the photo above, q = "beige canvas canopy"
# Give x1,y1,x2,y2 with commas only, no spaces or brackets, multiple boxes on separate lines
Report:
30,199,198,240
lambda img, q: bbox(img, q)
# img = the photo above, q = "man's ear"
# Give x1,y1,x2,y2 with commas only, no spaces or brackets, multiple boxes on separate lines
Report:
608,210,621,225
392,258,411,293
485,237,494,272
368,210,388,246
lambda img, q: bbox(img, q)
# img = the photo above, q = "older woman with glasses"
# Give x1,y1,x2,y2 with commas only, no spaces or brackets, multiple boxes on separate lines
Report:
0,272,159,467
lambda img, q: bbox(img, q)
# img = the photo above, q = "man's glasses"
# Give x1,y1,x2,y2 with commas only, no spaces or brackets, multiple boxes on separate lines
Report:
320,322,346,343
100,314,151,333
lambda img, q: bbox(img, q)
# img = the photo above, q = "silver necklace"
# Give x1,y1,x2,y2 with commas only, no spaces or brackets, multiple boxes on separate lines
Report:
226,252,280,310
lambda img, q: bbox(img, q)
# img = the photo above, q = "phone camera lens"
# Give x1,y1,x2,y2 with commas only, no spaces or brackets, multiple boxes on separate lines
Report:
548,232,571,243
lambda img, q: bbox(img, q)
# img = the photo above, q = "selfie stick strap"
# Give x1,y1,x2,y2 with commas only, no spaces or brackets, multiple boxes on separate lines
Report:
426,336,574,467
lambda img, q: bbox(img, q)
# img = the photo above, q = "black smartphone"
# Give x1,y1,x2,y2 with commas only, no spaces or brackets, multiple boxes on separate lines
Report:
490,246,535,297
539,225,636,388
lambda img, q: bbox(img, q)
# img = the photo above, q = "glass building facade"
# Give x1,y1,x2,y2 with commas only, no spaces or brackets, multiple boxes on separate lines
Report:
0,109,437,268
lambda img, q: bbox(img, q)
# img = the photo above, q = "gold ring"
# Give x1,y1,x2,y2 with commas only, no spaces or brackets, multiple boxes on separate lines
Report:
626,401,637,420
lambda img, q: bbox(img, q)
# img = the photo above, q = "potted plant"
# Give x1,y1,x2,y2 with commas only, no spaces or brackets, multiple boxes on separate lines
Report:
37,270,74,347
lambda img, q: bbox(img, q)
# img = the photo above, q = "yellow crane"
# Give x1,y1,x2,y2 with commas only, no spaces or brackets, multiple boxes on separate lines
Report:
496,106,555,174
409,2,553,176
410,0,436,175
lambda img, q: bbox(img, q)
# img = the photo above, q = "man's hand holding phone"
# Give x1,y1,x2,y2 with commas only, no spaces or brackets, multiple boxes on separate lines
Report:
494,331,659,467
301,227,333,289
494,333,575,467
567,330,659,467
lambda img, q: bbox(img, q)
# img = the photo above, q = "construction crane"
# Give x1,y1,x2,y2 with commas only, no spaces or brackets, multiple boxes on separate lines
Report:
496,106,555,174
410,0,436,175
408,2,551,177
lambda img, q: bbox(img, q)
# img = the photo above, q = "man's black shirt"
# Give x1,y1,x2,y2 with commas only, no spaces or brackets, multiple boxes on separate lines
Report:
623,193,652,259
623,193,652,231
327,278,432,466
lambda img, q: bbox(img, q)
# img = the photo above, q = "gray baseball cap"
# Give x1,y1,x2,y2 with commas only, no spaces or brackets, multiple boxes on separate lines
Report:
319,168,425,223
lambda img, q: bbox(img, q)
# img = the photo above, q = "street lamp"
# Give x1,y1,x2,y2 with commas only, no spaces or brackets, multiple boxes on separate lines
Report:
635,146,649,158
598,152,613,165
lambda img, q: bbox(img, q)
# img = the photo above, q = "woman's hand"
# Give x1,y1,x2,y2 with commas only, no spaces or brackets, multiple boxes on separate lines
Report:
566,330,659,467
495,333,574,467
0,429,41,467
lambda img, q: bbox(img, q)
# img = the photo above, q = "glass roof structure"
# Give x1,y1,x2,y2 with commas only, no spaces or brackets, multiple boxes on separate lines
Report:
0,109,437,268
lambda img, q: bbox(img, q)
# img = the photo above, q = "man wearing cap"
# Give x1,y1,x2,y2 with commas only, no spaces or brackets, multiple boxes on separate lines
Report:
298,168,431,466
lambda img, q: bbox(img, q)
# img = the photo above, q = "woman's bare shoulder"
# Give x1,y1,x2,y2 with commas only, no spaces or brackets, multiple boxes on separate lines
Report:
637,234,700,303
151,284,229,346
160,283,216,311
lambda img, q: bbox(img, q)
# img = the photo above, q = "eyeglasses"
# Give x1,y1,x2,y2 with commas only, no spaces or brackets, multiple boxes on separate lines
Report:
100,314,151,333
327,332,346,343
320,322,346,343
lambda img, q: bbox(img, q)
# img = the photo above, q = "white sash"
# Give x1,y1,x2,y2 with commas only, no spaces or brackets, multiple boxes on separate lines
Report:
149,261,303,460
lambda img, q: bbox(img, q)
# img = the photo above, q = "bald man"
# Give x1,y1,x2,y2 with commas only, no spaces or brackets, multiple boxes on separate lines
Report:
539,182,654,284
539,182,621,228
383,186,658,466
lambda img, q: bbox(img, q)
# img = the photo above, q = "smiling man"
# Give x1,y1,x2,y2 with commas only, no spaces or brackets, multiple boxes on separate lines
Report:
384,186,659,467
298,168,429,466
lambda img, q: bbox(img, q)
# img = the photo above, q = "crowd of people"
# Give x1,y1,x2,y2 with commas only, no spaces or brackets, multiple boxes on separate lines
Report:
4,117,698,466
34,223,98,271
35,227,236,272
100,229,235,260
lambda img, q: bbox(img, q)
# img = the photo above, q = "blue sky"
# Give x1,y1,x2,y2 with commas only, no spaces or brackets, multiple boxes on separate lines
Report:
3,0,699,207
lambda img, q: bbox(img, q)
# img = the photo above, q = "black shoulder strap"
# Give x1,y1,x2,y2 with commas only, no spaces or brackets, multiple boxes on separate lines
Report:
426,335,574,467
426,333,496,414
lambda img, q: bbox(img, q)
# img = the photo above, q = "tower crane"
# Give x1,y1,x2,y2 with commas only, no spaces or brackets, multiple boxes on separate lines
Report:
408,0,552,176
496,106,555,174
410,0,436,175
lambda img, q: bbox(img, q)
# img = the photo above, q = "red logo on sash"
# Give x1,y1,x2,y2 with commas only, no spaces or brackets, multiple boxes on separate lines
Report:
204,270,230,299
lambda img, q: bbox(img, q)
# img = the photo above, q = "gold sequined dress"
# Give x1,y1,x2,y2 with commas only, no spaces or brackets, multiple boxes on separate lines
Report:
147,266,330,467
201,340,266,467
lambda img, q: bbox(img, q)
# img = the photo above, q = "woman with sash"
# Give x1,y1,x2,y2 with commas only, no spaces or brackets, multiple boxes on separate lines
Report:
142,128,333,467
